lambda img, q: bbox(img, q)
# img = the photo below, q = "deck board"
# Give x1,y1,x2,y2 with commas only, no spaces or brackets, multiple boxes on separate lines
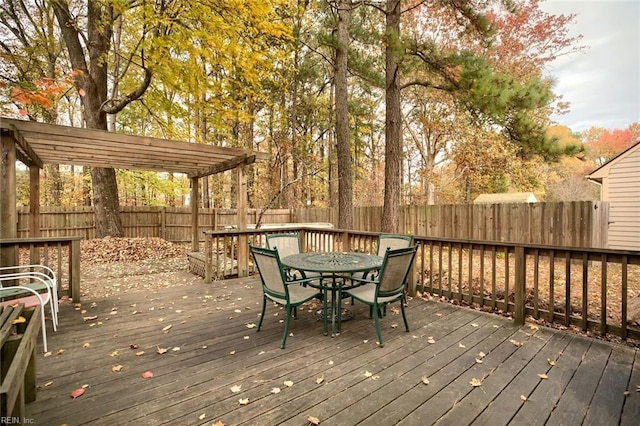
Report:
24,275,640,425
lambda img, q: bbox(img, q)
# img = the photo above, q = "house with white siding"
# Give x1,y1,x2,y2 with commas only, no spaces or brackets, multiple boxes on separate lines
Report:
587,141,640,251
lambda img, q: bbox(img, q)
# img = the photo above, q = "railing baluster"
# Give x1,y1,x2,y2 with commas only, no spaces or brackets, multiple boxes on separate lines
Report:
622,255,628,340
565,250,571,327
601,254,608,336
582,252,589,331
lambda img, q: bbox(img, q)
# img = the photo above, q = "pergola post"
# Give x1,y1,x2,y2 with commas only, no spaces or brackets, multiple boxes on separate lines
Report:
29,163,41,264
0,133,17,266
191,176,199,253
236,164,248,277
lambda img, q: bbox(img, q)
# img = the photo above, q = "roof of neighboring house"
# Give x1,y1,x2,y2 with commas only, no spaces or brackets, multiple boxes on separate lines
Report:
473,192,538,204
586,140,640,184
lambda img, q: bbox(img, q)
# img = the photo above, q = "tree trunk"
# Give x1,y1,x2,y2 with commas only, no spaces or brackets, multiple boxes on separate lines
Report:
91,167,123,237
382,0,402,233
335,0,353,230
53,0,153,238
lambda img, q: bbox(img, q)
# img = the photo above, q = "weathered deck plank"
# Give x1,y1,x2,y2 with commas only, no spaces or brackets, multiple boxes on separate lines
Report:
24,276,640,425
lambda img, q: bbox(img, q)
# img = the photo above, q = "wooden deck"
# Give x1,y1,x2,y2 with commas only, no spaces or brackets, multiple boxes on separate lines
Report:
25,276,640,425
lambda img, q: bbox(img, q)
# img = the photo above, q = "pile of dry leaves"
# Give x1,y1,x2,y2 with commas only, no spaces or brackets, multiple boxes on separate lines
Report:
80,237,187,264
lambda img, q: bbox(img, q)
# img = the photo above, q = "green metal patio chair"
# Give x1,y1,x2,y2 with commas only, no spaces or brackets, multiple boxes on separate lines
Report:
343,245,418,348
266,233,320,280
249,244,325,349
376,234,414,256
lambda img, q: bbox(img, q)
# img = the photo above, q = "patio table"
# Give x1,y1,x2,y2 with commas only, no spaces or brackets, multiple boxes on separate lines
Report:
281,252,383,337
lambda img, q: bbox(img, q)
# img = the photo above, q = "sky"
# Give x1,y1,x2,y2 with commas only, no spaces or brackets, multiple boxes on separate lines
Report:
538,0,640,132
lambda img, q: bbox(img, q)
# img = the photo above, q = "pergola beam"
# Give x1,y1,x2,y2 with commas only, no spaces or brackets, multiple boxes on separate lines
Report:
6,125,44,168
189,154,258,178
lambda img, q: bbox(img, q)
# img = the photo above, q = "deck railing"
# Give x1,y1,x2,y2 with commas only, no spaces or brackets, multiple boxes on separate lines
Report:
0,236,82,302
203,227,640,342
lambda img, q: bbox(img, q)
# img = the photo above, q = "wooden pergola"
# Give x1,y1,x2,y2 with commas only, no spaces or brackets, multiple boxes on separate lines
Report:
0,117,268,260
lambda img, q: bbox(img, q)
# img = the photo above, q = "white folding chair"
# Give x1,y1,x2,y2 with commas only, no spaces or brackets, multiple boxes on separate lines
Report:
0,265,59,327
0,274,56,352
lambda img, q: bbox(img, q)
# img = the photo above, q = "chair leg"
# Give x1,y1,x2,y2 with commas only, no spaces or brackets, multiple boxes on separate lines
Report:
257,297,267,331
322,290,328,336
281,306,292,349
372,302,384,348
400,297,410,332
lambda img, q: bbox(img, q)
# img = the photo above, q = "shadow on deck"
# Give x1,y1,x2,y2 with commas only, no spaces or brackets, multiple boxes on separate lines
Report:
26,276,640,425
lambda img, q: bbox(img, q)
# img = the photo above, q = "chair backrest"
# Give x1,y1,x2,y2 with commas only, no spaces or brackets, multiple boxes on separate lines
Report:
249,245,288,299
377,245,418,295
377,234,413,257
266,233,302,259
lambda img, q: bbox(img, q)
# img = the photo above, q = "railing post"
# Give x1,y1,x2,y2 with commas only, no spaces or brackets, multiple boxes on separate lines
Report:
237,233,248,277
70,238,81,303
299,229,308,252
204,232,212,284
514,246,526,325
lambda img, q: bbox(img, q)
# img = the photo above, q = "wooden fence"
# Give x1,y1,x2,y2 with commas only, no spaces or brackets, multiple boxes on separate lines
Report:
296,201,609,249
17,201,607,248
16,206,293,242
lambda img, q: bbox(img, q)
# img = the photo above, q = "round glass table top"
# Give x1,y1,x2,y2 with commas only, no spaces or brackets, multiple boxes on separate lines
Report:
281,251,382,273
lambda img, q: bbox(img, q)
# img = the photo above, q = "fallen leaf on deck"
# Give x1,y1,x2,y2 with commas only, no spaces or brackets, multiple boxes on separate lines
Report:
364,371,373,378
82,343,90,348
471,323,479,328
284,380,294,387
44,381,53,387
156,346,168,354
213,421,225,426
459,343,466,348
230,385,242,393
112,365,124,372
171,346,180,351
521,395,528,401
510,339,524,347
141,371,154,379
110,350,119,357
422,376,430,385
538,373,548,379
136,351,145,356
57,349,66,355
198,413,206,420
130,344,139,349
71,388,85,399
307,415,321,425
475,358,484,364
11,316,26,324
316,376,324,384
239,398,249,405
271,387,281,394
83,315,98,321
547,359,556,366
469,378,483,387
162,324,172,332
427,337,436,344
478,351,486,358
